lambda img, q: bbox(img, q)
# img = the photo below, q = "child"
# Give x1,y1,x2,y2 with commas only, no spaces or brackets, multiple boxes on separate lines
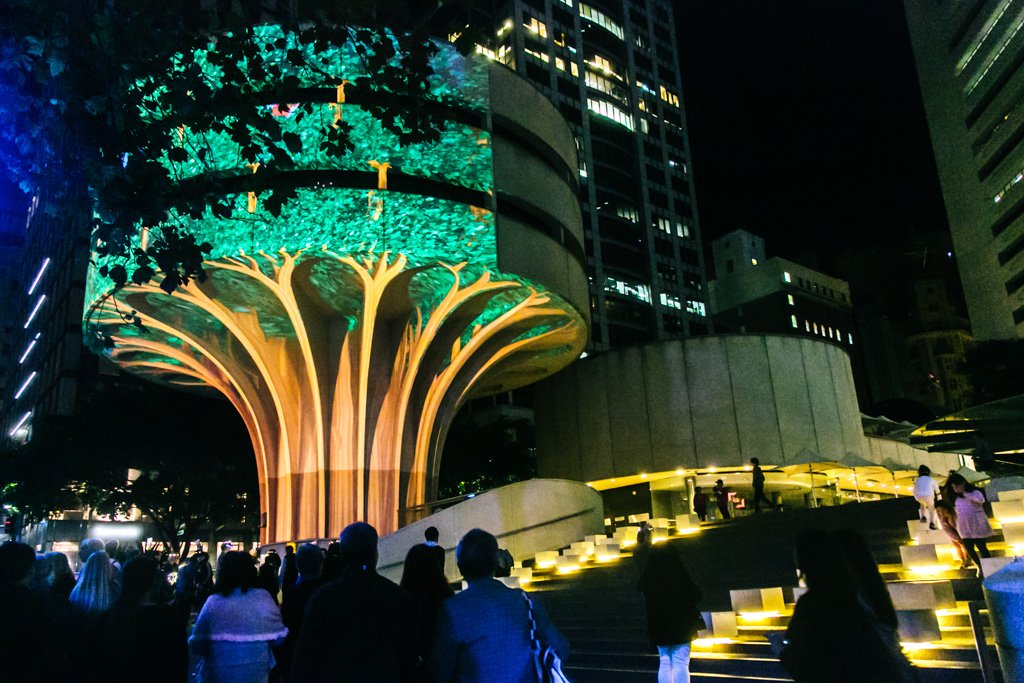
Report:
934,501,969,569
913,465,940,529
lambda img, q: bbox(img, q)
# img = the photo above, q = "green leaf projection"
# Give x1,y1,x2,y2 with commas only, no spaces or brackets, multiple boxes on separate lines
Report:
84,30,587,543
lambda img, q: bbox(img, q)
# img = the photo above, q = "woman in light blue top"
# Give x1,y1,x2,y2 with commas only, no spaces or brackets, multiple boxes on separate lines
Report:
190,551,288,683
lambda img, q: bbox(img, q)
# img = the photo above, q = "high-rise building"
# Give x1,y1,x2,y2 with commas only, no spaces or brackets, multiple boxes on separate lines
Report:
0,190,28,422
472,0,711,349
2,182,97,442
904,1,1024,340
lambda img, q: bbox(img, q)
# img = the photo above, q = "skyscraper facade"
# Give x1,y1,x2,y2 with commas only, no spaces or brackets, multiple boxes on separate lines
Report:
472,0,710,349
904,1,1024,341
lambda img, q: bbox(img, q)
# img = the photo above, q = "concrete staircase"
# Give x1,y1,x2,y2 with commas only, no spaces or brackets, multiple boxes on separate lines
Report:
518,498,1015,682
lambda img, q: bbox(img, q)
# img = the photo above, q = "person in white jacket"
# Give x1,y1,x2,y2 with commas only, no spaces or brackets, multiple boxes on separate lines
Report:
912,465,941,530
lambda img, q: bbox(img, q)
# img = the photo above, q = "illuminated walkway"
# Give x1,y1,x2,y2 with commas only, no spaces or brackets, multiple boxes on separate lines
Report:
519,498,1009,682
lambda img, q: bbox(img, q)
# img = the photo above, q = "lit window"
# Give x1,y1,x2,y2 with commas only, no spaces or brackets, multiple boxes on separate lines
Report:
587,54,624,81
804,321,810,332
659,292,683,310
659,85,680,107
587,98,634,130
791,315,798,328
751,258,758,266
639,118,648,133
579,3,625,39
787,294,794,306
474,44,497,60
524,48,550,63
783,271,792,283
570,62,579,77
555,57,566,71
585,71,627,104
524,17,548,38
687,300,706,316
848,333,854,344
813,322,819,334
603,277,651,304
497,19,513,36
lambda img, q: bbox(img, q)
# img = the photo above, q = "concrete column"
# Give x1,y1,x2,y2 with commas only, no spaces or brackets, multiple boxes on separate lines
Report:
983,557,1024,682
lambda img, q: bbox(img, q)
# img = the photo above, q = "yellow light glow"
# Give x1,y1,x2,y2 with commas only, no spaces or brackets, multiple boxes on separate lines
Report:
675,468,684,475
535,560,557,569
595,554,619,563
674,527,700,536
738,611,780,622
691,638,734,648
556,565,580,575
900,642,938,653
908,565,954,576
1013,544,1024,556
640,473,648,479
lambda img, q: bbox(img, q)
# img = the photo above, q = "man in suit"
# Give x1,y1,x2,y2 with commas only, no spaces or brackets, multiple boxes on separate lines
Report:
422,526,445,572
290,523,418,682
429,529,568,683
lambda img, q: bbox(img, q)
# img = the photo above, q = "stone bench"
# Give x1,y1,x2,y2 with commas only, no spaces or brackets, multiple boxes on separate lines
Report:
1001,521,1024,549
570,541,595,558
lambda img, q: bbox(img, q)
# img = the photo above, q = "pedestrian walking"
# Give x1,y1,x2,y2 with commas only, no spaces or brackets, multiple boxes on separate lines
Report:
712,479,731,520
692,487,708,522
934,501,970,569
913,465,940,529
948,473,995,576
749,458,778,513
638,538,703,683
189,551,287,683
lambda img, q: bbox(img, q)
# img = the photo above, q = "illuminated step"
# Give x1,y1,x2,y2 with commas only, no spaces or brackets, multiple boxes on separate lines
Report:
698,611,739,638
730,587,787,614
534,550,559,569
888,581,957,611
992,499,1024,524
594,542,621,563
571,541,596,558
899,544,960,573
997,489,1024,501
980,556,1013,577
675,514,702,533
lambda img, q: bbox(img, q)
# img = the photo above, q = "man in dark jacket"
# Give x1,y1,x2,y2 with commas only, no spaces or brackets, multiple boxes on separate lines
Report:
429,529,568,683
421,526,446,572
750,457,779,513
290,523,418,682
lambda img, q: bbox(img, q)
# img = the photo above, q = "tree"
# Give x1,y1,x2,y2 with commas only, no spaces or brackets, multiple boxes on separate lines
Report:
0,0,483,308
0,379,258,556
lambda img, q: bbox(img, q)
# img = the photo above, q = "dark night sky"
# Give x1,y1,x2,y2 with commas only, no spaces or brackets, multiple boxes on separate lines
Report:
674,1,951,282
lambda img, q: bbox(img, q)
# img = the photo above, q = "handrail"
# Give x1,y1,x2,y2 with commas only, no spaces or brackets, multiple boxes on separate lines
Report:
967,600,996,683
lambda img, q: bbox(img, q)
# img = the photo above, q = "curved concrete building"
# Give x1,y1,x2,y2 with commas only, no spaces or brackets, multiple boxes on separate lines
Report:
535,334,864,481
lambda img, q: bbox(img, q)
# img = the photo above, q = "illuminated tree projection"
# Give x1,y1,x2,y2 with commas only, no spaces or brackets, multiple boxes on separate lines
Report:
84,32,587,542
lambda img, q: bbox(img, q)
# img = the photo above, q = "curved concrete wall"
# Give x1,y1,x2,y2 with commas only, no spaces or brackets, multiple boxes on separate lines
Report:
535,335,866,480
489,64,589,324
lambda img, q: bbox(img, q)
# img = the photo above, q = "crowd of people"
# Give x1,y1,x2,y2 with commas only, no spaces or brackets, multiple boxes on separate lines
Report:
1,466,997,683
0,524,566,683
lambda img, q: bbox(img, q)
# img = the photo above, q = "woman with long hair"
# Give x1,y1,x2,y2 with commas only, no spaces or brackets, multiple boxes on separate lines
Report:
781,530,915,682
44,551,77,600
948,473,995,575
189,551,287,683
401,543,454,660
934,501,970,569
69,550,116,616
